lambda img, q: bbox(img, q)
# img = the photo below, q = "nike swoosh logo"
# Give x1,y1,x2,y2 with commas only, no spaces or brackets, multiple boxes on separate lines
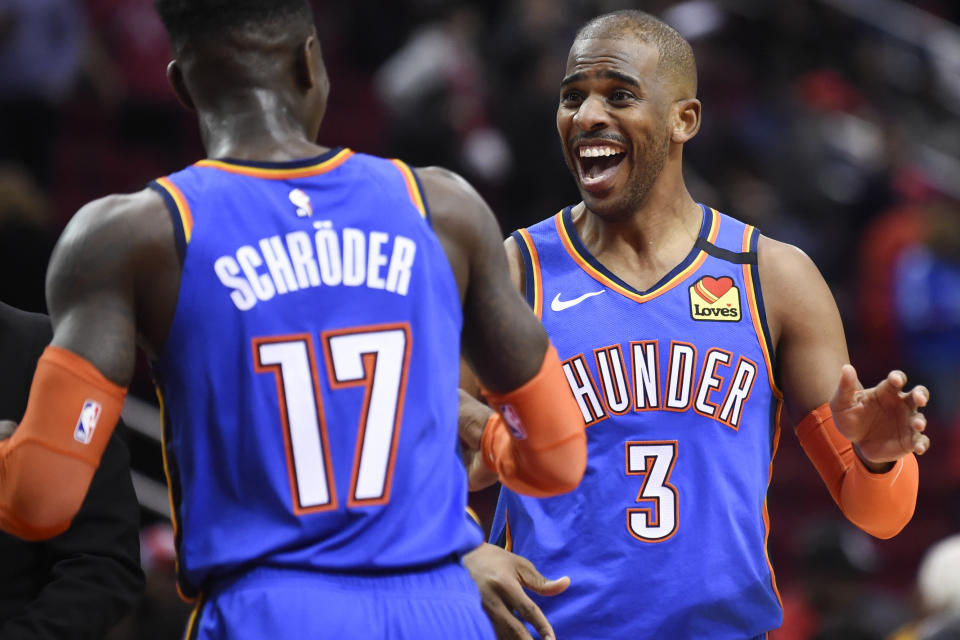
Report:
550,290,605,312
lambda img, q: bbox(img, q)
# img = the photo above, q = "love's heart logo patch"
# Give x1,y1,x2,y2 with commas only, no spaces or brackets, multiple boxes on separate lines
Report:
689,275,741,322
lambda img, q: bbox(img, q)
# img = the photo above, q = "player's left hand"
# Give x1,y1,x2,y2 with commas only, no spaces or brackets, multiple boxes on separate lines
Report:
830,365,930,466
464,543,568,640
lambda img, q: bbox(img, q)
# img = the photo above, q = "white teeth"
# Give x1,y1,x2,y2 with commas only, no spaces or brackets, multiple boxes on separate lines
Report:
578,146,622,158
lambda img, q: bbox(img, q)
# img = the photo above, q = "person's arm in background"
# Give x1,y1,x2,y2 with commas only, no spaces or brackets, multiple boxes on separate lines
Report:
0,434,144,640
418,166,587,498
760,236,928,539
0,192,157,539
0,303,144,639
458,235,536,492
455,234,577,640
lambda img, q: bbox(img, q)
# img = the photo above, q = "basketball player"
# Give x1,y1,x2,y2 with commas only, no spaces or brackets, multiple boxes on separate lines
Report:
460,10,929,639
0,2,587,639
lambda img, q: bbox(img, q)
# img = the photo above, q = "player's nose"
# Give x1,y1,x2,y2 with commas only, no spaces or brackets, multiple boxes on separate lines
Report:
572,94,609,131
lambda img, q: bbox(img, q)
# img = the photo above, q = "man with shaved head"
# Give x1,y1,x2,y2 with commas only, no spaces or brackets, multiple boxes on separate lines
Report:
0,0,590,638
461,10,928,639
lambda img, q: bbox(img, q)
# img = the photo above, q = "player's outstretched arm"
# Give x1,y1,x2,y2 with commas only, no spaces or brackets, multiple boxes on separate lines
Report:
760,236,926,538
0,190,170,540
418,167,586,497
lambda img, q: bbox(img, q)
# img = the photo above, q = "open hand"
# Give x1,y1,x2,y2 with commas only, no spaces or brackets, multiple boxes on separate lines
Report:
464,543,568,640
830,365,930,465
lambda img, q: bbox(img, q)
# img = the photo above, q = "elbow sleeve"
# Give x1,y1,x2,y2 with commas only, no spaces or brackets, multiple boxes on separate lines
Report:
480,344,587,497
796,403,918,539
0,347,126,540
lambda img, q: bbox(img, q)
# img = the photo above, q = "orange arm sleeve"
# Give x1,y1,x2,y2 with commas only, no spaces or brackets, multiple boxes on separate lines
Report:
480,344,587,497
0,347,126,540
796,403,918,539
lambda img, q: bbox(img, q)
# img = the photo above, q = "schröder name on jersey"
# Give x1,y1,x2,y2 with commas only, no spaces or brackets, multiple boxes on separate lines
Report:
213,224,417,310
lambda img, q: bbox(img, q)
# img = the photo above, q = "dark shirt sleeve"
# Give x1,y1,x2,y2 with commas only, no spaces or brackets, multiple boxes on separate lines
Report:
0,303,145,639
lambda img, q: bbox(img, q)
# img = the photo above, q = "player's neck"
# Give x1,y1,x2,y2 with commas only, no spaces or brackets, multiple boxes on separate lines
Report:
576,186,702,291
198,90,325,162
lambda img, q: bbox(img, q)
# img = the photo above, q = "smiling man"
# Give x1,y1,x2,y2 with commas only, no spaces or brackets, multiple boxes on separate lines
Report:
461,10,929,639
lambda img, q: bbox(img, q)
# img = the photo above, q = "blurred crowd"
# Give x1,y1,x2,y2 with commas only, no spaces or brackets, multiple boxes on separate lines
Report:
2,0,960,638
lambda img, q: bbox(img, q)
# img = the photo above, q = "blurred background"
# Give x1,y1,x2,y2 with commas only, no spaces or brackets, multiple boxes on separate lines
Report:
2,0,959,637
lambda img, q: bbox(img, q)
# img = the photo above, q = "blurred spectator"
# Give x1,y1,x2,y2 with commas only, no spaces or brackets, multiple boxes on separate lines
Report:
105,523,192,640
892,195,960,422
0,165,59,313
774,519,909,640
483,0,581,229
854,170,932,384
0,0,87,187
890,534,960,640
374,3,511,186
0,302,144,639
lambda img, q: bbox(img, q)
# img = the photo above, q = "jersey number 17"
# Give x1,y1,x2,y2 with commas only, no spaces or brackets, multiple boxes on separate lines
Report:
253,324,411,514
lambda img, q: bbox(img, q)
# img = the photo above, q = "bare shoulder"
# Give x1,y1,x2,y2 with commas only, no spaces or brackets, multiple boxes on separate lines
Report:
53,189,170,261
411,166,505,297
49,189,171,297
756,235,821,280
756,234,838,348
47,188,175,380
414,166,494,234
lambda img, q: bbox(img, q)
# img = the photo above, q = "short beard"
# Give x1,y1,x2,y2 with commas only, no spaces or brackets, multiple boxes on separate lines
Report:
621,126,670,216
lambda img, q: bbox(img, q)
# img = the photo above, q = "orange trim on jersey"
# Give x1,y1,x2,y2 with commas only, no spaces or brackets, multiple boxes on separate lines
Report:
554,207,720,304
740,226,782,399
195,148,354,179
155,386,197,604
183,594,205,640
389,159,427,218
466,505,482,527
154,177,194,244
516,228,543,319
763,398,784,609
504,509,513,552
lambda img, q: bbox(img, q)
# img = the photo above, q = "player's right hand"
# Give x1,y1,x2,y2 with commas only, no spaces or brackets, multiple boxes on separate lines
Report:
458,390,500,491
464,542,568,640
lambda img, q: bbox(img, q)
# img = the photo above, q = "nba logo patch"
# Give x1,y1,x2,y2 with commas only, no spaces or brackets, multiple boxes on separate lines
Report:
289,188,313,218
499,404,527,440
73,400,102,445
689,275,741,322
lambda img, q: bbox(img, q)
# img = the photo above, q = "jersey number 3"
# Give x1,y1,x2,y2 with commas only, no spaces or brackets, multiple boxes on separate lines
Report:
253,324,411,514
625,441,678,542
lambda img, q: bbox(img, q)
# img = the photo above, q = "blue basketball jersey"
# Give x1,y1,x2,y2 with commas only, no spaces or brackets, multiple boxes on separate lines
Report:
149,148,481,600
491,205,783,638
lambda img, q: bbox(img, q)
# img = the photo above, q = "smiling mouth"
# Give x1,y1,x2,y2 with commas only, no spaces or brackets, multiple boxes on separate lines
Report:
576,145,626,189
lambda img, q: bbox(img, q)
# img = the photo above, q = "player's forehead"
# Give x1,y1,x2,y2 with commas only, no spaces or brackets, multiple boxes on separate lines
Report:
563,36,660,85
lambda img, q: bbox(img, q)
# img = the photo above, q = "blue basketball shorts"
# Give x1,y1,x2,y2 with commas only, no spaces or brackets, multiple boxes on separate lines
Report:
184,560,495,640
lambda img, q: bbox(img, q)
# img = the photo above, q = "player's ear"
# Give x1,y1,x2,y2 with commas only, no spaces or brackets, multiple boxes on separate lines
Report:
671,98,700,143
166,60,196,112
296,34,327,93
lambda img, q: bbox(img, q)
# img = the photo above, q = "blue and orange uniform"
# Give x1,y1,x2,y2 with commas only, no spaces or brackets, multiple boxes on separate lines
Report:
149,148,492,640
491,204,783,638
